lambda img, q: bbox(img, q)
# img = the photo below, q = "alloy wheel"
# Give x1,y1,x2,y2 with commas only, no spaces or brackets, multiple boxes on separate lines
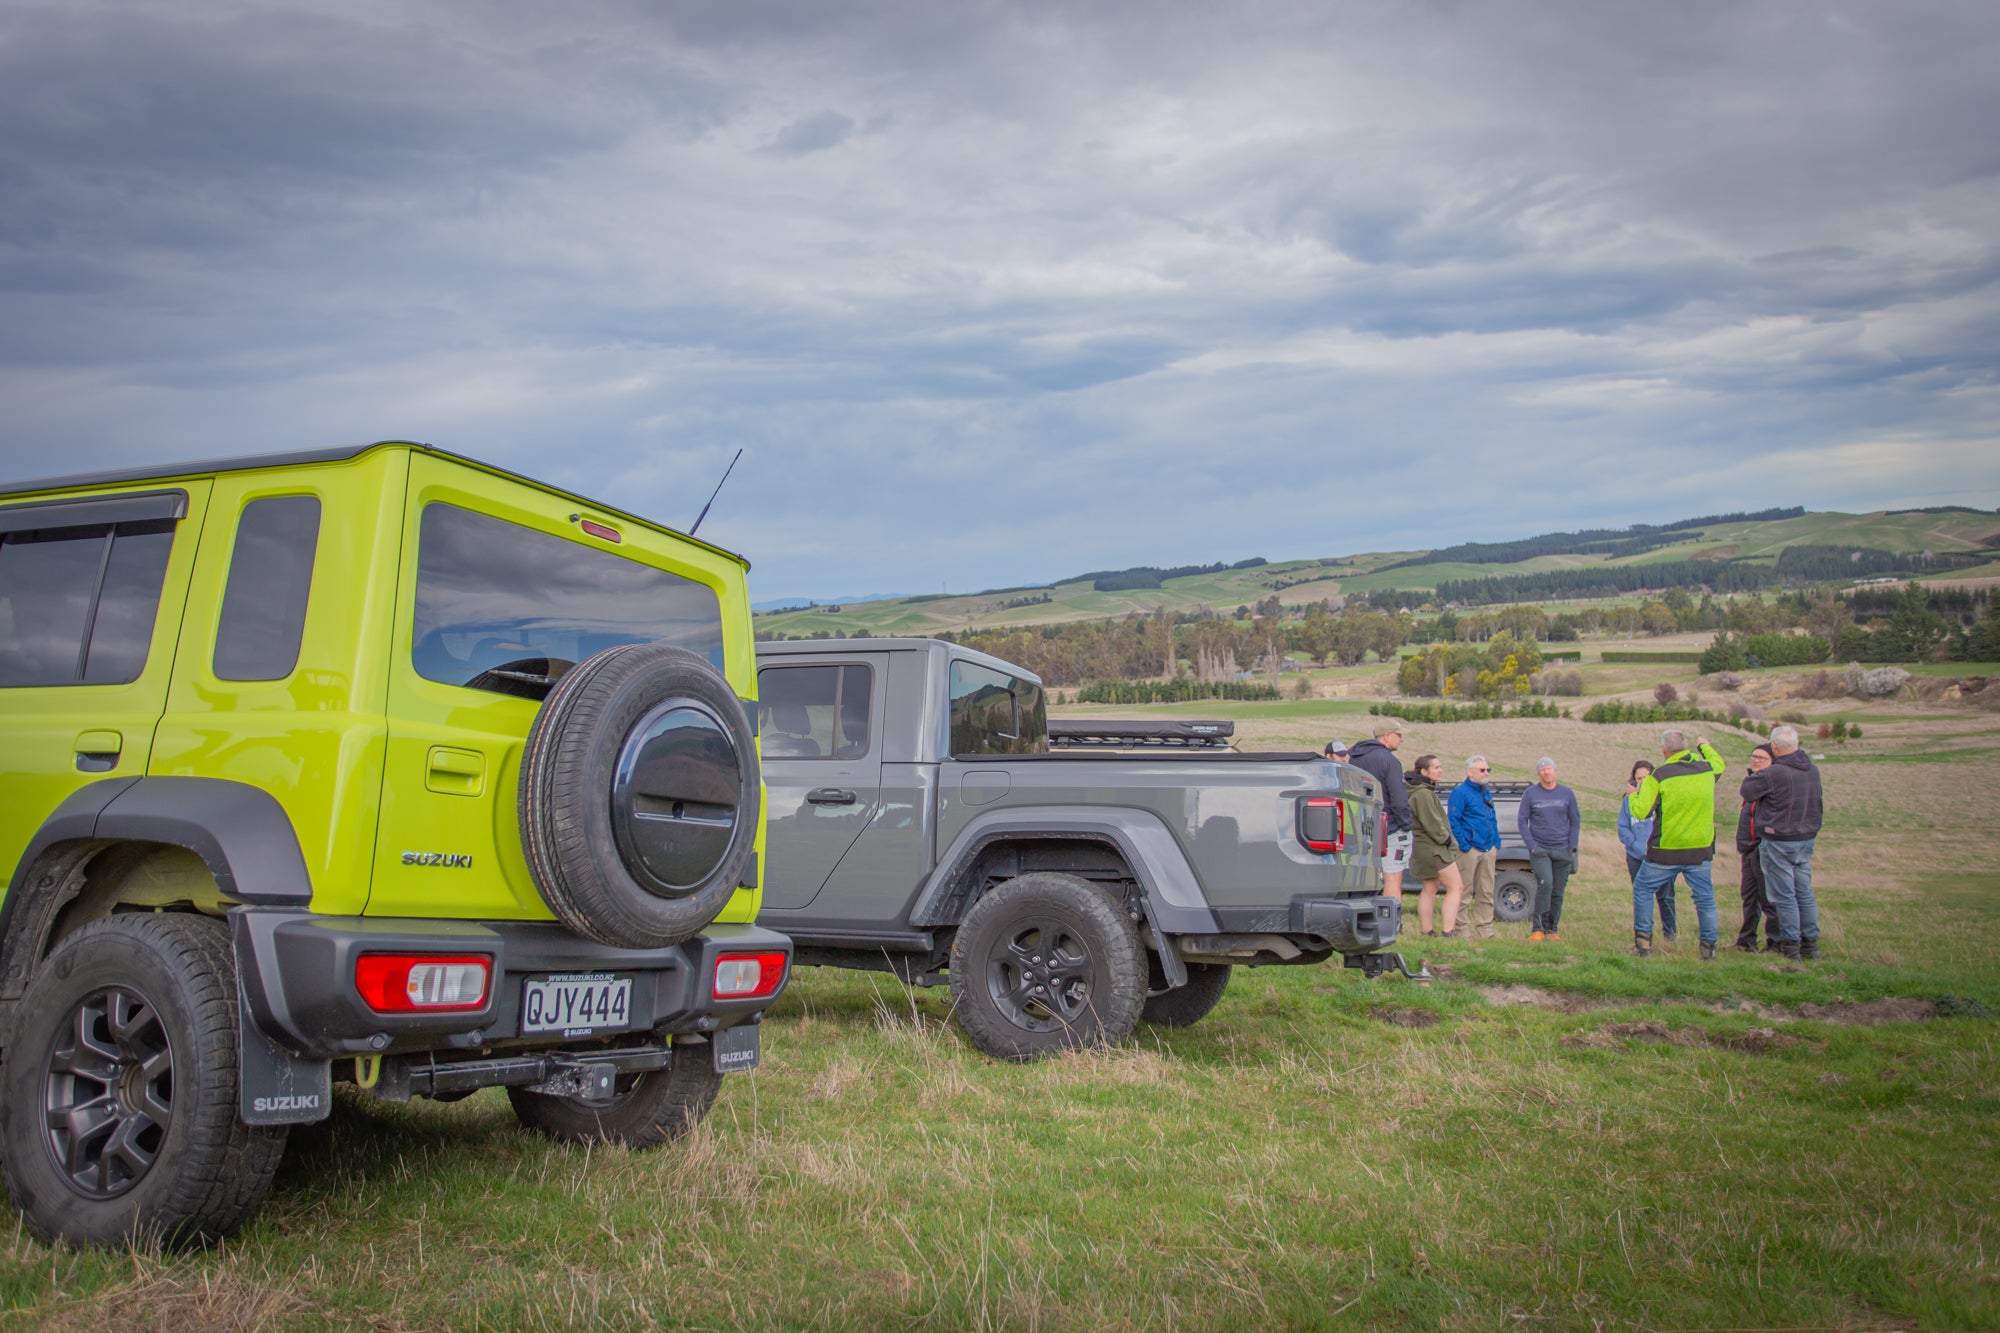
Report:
43,986,175,1199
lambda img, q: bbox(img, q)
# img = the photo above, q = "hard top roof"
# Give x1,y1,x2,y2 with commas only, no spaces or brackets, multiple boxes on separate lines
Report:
0,440,749,568
756,636,1043,685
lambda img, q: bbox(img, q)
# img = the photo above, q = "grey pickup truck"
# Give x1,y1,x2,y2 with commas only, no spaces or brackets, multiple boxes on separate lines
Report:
753,638,1411,1060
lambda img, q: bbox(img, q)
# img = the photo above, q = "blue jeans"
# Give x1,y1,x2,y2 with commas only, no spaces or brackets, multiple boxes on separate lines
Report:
1632,860,1717,947
1759,838,1819,945
1628,853,1677,937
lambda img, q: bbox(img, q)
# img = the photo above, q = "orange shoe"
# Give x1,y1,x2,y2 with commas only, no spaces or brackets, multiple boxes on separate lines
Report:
1528,930,1545,941
1548,931,1563,942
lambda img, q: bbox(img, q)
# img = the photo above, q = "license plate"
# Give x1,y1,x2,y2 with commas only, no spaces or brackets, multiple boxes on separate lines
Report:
520,973,632,1037
712,1023,761,1073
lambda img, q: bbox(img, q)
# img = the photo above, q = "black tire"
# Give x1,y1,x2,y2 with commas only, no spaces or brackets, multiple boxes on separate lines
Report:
1141,961,1232,1029
0,914,287,1248
948,873,1147,1062
520,644,760,948
506,1044,722,1148
1494,869,1535,923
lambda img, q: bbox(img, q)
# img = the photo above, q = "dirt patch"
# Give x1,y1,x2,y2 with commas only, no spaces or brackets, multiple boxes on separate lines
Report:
1483,986,1944,1026
1561,1020,1799,1053
1795,998,1937,1024
1372,1007,1440,1029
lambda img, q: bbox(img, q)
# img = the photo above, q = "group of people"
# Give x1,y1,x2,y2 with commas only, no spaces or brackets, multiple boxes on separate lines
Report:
1324,718,1825,960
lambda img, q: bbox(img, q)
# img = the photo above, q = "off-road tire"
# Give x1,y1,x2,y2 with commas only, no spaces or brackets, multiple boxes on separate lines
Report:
948,873,1147,1062
1493,869,1536,923
506,1044,723,1147
520,644,760,949
1140,961,1232,1029
0,913,287,1248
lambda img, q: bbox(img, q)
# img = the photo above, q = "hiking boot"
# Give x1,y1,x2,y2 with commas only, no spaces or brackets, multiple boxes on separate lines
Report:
1733,941,1759,954
1800,938,1820,960
1662,931,1677,942
1528,930,1545,941
1699,941,1716,962
1629,932,1652,957
1776,940,1803,961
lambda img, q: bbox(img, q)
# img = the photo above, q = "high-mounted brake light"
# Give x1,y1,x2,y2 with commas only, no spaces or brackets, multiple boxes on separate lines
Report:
354,954,492,1013
578,519,621,543
1298,795,1346,854
712,951,788,1000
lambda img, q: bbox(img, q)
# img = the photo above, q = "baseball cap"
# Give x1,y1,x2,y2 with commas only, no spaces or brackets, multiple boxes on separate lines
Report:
1323,740,1350,757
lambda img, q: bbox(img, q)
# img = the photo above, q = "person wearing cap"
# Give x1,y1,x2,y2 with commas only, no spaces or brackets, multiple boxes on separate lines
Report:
1627,728,1728,959
1323,740,1351,762
1517,757,1580,941
1345,718,1412,896
1448,755,1501,939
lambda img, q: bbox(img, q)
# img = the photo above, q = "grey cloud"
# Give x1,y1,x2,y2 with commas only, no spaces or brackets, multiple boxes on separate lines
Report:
761,111,856,156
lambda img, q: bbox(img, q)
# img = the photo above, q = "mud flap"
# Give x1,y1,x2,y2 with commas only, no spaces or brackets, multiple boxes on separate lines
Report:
712,1022,761,1073
237,977,332,1125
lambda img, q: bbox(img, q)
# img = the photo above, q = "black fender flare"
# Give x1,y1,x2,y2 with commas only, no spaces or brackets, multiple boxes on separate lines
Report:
0,777,313,1002
908,806,1221,987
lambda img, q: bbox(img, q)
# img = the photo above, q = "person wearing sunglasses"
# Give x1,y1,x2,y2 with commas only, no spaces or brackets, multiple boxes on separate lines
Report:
1447,755,1501,939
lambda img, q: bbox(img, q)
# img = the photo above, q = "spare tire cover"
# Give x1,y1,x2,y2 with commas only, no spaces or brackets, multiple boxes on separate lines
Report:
519,644,760,948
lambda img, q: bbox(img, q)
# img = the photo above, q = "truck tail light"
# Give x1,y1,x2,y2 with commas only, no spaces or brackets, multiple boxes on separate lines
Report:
354,954,492,1013
713,951,788,999
1298,795,1346,853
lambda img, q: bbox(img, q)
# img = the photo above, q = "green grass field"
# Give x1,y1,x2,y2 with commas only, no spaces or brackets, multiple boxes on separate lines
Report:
753,508,2000,639
2,699,1994,1330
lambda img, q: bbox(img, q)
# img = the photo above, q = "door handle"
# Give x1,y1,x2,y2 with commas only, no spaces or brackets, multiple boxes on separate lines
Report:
75,730,122,773
806,788,858,806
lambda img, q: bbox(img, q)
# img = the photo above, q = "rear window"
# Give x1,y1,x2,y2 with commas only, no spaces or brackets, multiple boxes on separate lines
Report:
948,659,1047,757
0,521,174,687
412,502,724,699
757,663,872,758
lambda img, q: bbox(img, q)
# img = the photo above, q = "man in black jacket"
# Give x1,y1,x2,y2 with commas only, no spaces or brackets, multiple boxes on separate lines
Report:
1739,724,1825,959
1734,744,1781,953
1347,718,1412,897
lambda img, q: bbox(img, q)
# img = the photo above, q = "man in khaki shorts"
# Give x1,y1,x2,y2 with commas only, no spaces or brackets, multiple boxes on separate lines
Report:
1448,754,1500,939
1344,718,1412,896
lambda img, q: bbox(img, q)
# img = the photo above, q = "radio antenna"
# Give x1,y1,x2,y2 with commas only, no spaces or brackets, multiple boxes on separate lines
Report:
689,448,743,536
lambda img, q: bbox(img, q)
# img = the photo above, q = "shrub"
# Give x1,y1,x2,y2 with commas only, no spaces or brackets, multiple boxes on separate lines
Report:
1725,699,1766,722
1075,679,1280,704
1740,632,1830,668
1713,672,1744,691
1530,667,1584,696
1700,632,1747,674
1654,682,1679,705
1850,724,1864,739
1844,663,1911,698
1776,709,1808,725
1816,722,1833,741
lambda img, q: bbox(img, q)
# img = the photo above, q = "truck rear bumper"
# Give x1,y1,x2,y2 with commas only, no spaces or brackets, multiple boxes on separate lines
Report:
1289,894,1401,954
231,908,792,1060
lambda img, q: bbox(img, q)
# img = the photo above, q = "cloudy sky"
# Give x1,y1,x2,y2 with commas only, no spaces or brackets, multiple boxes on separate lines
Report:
2,1,1996,599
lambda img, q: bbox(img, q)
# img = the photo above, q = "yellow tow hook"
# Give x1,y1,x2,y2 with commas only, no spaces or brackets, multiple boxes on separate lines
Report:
355,1054,382,1090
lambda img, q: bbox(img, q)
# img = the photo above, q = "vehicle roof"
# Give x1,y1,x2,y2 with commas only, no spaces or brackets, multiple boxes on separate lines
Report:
756,636,1044,685
0,440,750,569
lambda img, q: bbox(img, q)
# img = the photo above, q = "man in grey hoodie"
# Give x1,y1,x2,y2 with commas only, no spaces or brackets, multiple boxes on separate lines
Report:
1345,718,1412,897
1518,756,1580,939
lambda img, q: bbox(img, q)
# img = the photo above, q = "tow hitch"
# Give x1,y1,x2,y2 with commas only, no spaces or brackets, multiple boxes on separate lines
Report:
1345,951,1433,983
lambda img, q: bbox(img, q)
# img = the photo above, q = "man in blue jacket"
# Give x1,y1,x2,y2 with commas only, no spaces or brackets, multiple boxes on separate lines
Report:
1448,754,1501,939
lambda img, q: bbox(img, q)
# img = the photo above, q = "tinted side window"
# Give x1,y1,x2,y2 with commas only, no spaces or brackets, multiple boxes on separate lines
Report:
213,495,321,681
949,660,1048,757
758,664,872,759
413,503,724,699
0,522,175,688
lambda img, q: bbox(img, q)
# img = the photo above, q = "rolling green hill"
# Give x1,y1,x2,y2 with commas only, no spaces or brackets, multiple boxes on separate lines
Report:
754,507,2000,638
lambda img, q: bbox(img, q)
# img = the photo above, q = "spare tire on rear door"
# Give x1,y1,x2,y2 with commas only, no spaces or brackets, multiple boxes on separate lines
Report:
520,644,760,949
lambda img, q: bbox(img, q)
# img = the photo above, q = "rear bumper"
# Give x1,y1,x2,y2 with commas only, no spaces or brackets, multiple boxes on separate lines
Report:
231,908,791,1060
1289,894,1402,954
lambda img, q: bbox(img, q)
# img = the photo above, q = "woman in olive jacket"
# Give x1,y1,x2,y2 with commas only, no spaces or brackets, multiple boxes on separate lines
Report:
1407,754,1465,936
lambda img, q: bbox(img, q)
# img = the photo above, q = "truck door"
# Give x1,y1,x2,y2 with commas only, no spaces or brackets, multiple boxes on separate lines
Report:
757,657,883,911
0,484,207,887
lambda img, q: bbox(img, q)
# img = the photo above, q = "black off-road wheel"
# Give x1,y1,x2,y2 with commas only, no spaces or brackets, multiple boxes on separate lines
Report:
506,1044,722,1148
520,644,760,949
1141,961,1232,1029
1494,870,1536,923
0,914,287,1249
948,873,1147,1062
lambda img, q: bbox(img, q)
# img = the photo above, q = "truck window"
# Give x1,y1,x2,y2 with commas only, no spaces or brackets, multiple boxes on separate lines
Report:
412,502,724,698
213,495,321,681
757,663,872,758
0,521,174,687
948,660,1048,757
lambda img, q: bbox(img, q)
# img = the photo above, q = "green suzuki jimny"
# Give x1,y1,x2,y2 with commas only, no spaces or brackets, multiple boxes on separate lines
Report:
0,441,787,1247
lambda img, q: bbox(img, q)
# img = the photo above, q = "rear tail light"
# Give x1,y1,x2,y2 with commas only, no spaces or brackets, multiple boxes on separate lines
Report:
1298,795,1346,853
713,951,788,1000
354,954,492,1013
